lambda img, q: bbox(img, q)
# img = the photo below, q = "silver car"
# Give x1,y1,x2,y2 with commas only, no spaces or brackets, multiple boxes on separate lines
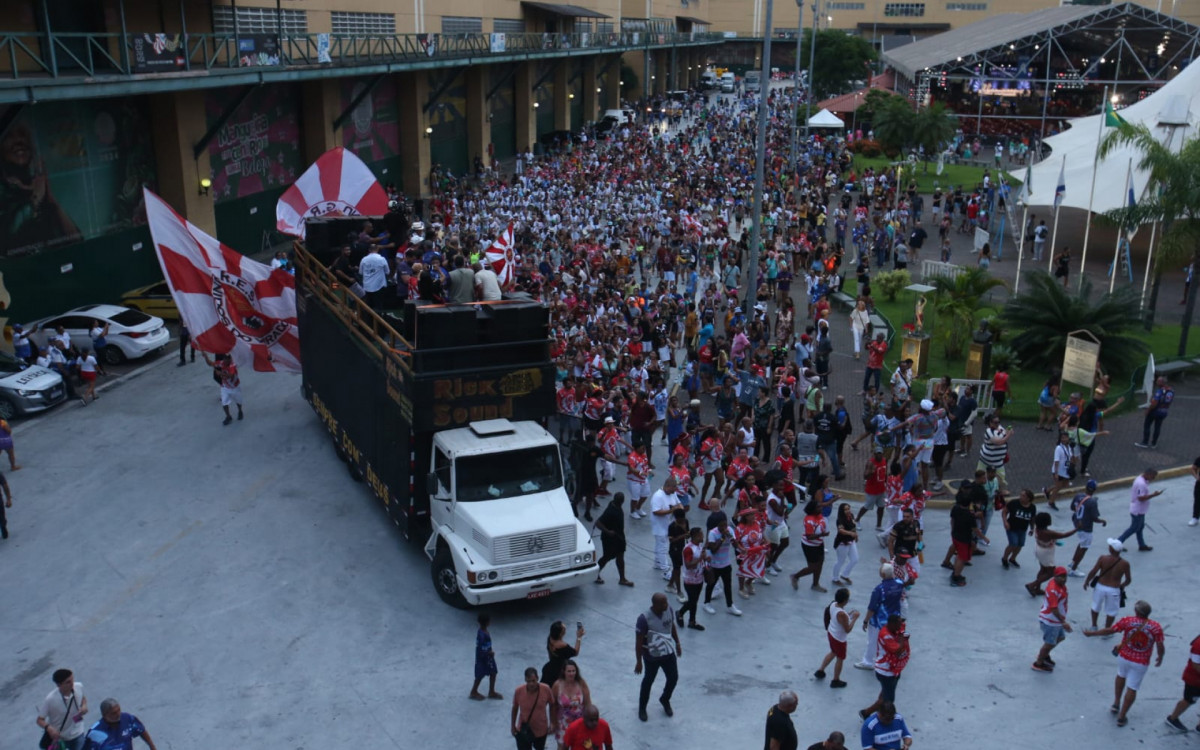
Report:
0,351,66,419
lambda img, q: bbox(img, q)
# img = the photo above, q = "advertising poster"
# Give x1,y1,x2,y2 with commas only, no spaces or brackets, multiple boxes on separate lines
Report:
238,34,281,66
340,79,400,165
206,86,302,202
132,33,186,72
0,99,156,257
490,33,506,53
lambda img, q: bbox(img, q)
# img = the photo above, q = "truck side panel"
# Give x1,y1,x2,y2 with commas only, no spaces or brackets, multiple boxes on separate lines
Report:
298,287,422,536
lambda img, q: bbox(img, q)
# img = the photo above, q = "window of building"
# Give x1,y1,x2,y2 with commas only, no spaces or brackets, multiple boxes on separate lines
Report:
212,6,308,34
945,2,987,9
826,2,866,9
442,16,483,34
493,19,526,34
595,21,614,33
574,19,593,33
883,3,926,17
331,11,396,35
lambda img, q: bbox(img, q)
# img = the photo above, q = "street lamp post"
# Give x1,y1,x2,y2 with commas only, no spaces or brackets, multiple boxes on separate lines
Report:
803,0,819,139
745,0,774,312
789,0,804,170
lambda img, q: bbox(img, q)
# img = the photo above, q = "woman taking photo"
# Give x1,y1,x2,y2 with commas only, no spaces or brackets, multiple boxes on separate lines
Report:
541,621,584,686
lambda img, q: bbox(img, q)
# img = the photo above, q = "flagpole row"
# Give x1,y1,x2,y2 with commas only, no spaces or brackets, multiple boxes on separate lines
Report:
1109,158,1133,294
1077,86,1109,293
1140,221,1159,311
1015,204,1028,294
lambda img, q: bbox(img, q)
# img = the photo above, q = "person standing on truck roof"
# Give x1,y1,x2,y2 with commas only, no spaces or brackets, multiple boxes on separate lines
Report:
474,260,503,301
358,245,391,310
448,254,476,304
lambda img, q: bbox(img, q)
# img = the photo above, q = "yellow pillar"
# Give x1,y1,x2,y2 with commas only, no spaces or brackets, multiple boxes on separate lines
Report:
515,62,535,154
655,53,668,95
606,55,622,110
554,62,570,132
466,67,490,168
149,90,215,235
582,56,599,124
301,79,340,164
397,70,432,199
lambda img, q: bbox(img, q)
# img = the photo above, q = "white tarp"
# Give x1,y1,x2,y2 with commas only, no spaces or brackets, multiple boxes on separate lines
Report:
806,108,845,129
1013,60,1199,214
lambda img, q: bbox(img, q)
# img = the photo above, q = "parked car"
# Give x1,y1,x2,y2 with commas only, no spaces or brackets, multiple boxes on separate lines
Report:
602,108,636,125
26,304,170,366
0,351,66,419
120,280,179,320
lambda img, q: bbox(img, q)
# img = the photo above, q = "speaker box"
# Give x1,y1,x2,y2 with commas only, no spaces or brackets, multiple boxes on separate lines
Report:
414,305,476,350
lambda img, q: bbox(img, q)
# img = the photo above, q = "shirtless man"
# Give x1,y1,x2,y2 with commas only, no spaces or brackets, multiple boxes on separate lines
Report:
1083,539,1132,629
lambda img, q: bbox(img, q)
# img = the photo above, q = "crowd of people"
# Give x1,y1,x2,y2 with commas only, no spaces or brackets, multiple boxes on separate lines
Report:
318,81,1199,749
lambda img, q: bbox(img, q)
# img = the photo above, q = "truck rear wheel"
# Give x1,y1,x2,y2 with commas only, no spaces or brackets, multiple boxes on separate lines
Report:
431,547,470,609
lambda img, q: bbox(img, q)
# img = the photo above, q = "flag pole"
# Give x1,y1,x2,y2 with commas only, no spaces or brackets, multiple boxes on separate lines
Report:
1015,203,1028,294
1109,158,1133,294
1049,153,1065,273
1140,220,1159,311
1077,86,1108,292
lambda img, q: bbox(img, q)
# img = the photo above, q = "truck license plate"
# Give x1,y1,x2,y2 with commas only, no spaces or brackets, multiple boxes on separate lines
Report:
526,589,552,600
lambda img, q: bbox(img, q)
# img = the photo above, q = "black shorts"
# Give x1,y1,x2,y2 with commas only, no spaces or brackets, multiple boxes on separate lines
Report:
801,544,825,564
1185,684,1200,704
931,444,950,468
669,548,684,567
993,392,1007,409
876,672,901,702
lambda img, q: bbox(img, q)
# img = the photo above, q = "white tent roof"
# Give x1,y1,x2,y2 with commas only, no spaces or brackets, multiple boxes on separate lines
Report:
1015,61,1199,214
807,108,845,129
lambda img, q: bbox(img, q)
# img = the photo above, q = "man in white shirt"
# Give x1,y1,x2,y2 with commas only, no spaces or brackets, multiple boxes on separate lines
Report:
358,246,390,309
649,477,682,579
474,262,503,301
37,668,89,750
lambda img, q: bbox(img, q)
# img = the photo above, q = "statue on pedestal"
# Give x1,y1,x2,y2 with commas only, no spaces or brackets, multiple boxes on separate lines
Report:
973,319,994,345
914,295,927,336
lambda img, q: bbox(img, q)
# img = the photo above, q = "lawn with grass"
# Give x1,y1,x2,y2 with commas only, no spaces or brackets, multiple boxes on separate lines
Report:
840,278,1199,421
850,155,1022,196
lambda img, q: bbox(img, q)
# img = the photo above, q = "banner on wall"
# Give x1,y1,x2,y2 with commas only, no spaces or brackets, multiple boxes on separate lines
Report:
417,34,438,57
340,79,400,165
0,100,156,258
206,87,301,202
131,33,186,72
489,33,506,53
317,33,332,64
238,34,281,66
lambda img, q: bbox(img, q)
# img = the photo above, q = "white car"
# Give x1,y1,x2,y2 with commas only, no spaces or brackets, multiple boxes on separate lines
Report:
0,352,65,419
26,304,170,365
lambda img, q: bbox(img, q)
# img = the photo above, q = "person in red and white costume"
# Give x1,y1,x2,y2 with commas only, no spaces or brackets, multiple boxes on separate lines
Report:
789,499,830,593
1165,631,1200,732
860,614,910,720
597,416,630,499
1084,599,1165,727
1032,567,1072,673
764,474,792,577
626,442,652,519
723,448,753,502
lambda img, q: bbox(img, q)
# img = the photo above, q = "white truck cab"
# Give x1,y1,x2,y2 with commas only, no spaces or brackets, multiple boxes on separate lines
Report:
424,419,597,607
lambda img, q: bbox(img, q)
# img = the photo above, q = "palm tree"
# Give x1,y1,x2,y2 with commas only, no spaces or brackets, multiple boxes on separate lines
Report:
930,268,1008,359
871,97,913,156
1099,122,1200,354
1000,270,1148,374
911,102,958,173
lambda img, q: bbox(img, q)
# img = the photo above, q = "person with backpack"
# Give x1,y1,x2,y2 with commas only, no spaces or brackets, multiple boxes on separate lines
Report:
815,587,860,688
1065,479,1106,577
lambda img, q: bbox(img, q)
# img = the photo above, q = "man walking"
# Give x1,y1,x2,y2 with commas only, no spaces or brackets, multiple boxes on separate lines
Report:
1117,468,1163,552
203,353,244,425
860,702,912,750
764,690,799,750
176,321,194,366
1032,567,1072,672
1135,376,1173,449
561,705,614,750
1084,538,1131,629
1165,632,1200,732
862,333,887,394
635,593,682,722
37,669,89,750
854,564,906,671
1084,599,1165,727
81,698,158,750
1066,480,1106,577
649,477,683,578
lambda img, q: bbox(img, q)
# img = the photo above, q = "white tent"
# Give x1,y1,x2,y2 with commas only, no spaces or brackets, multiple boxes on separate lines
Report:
807,108,845,129
1014,60,1199,213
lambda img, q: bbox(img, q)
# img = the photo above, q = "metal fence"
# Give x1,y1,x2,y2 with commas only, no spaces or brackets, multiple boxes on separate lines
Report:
0,30,723,81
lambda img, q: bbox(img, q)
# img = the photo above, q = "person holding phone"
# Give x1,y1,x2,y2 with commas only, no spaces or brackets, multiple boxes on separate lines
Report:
1118,468,1164,552
36,669,88,750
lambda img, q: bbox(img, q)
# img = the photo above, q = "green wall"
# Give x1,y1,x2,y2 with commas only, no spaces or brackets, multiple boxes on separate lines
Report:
214,186,288,258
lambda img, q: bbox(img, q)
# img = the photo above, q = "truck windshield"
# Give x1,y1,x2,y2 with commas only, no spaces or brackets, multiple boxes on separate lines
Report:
456,445,563,502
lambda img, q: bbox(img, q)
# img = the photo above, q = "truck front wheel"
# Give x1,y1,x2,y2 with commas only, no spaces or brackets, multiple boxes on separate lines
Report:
431,547,470,609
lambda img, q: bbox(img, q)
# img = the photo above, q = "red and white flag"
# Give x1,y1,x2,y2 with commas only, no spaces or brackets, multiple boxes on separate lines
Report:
275,147,389,239
680,211,704,236
144,188,300,373
485,222,517,289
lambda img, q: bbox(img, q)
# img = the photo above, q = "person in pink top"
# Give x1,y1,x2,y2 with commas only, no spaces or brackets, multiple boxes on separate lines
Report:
1118,468,1164,551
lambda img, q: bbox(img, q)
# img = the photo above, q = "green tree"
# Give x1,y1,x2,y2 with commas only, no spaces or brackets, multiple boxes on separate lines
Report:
930,268,1008,359
1099,122,1200,354
1000,270,1148,374
911,102,959,172
801,29,877,101
871,96,914,156
857,89,904,130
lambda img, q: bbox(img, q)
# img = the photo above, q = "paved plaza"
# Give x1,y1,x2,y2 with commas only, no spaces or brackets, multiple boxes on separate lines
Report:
1,358,1198,749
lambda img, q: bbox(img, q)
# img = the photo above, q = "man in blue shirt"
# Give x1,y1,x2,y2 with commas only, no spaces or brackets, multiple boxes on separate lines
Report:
860,701,912,750
82,699,157,750
854,564,906,671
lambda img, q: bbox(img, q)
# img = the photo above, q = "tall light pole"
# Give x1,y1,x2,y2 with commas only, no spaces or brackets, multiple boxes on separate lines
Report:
788,0,804,170
803,0,819,139
745,0,774,312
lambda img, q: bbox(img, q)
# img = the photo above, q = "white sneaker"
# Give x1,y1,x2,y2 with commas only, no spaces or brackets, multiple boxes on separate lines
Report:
1190,518,1199,527
770,564,783,575
1067,569,1085,577
760,576,771,585
677,592,688,604
727,605,743,616
703,604,717,614
853,662,874,670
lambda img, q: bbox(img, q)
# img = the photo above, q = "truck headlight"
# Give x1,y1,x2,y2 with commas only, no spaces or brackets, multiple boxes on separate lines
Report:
573,555,582,564
488,571,499,580
583,552,593,563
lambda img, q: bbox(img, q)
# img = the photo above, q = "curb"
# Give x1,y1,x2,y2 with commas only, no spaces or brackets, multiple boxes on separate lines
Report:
11,341,181,437
830,464,1193,510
